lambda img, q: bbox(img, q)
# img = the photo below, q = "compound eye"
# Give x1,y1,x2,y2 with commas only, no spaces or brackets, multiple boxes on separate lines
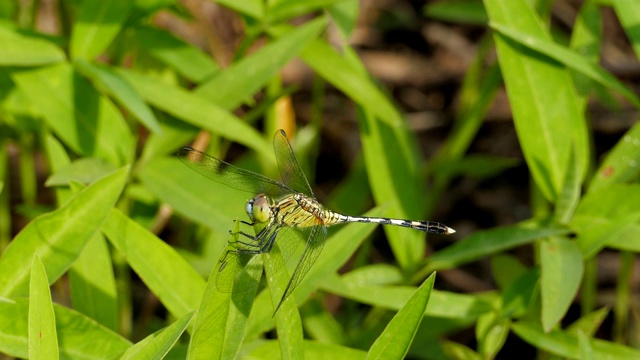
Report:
250,194,271,223
245,199,255,222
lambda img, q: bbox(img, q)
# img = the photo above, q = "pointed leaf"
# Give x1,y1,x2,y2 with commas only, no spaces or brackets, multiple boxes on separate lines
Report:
102,208,206,318
75,59,161,134
0,166,128,297
116,311,194,360
70,0,132,60
540,237,583,332
29,256,59,359
484,0,589,201
366,273,435,360
0,27,65,66
11,63,132,165
0,299,131,359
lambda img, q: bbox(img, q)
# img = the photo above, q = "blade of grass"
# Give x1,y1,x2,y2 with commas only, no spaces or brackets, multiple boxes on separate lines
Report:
29,256,59,359
0,166,128,297
357,107,426,271
75,59,161,134
366,273,436,360
133,26,220,83
540,236,583,332
0,299,131,359
613,0,640,60
484,0,589,201
490,21,640,109
117,311,194,360
588,122,640,192
70,0,132,60
102,208,206,319
195,17,327,110
512,321,640,359
0,26,65,65
69,233,119,332
12,63,133,166
421,221,568,274
117,68,272,158
321,274,494,320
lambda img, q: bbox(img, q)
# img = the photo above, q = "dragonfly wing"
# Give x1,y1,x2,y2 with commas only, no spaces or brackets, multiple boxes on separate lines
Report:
273,224,327,313
177,146,293,197
215,247,262,294
273,130,315,198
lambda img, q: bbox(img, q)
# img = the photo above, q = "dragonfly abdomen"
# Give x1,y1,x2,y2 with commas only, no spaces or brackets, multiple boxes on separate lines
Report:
330,213,455,235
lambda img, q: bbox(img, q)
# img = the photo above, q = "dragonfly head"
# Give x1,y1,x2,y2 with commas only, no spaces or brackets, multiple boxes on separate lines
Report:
246,194,272,223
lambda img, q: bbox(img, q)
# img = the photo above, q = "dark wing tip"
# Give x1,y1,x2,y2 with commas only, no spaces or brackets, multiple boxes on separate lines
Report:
277,129,287,137
176,146,194,157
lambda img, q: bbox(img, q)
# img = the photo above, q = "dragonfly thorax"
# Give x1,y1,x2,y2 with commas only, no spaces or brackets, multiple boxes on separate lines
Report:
246,194,273,223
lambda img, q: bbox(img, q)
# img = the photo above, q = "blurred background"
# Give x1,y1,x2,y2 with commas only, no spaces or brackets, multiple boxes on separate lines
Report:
2,0,640,357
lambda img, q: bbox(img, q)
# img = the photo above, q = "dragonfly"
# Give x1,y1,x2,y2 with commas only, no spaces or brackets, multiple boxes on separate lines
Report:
177,130,455,313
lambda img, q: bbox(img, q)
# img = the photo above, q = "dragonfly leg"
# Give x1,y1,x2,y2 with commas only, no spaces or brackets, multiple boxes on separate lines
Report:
262,229,280,253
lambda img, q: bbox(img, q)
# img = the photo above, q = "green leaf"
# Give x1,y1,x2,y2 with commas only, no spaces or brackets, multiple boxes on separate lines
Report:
195,17,327,109
43,134,73,206
577,330,595,360
490,21,640,109
11,63,133,166
440,340,482,360
0,166,128,297
554,145,582,225
366,273,435,360
540,237,583,332
424,222,568,272
29,256,59,360
116,311,194,360
187,221,261,360
571,185,640,256
70,0,132,60
264,233,304,359
133,26,220,83
69,233,119,332
476,312,510,359
613,0,640,60
569,0,602,111
424,0,488,25
321,276,494,319
244,340,367,359
102,208,206,318
75,59,161,134
0,27,65,65
357,108,426,270
512,321,640,359
484,0,589,201
567,307,609,337
327,0,359,38
490,254,528,290
500,268,539,318
589,122,640,191
137,156,250,234
45,157,117,187
0,299,131,359
214,0,263,19
117,69,272,157
266,0,351,24
300,41,404,127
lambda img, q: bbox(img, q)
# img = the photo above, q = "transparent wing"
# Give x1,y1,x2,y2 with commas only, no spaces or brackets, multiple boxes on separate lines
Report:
273,130,315,198
216,224,305,294
215,248,261,293
273,224,327,313
177,146,293,197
